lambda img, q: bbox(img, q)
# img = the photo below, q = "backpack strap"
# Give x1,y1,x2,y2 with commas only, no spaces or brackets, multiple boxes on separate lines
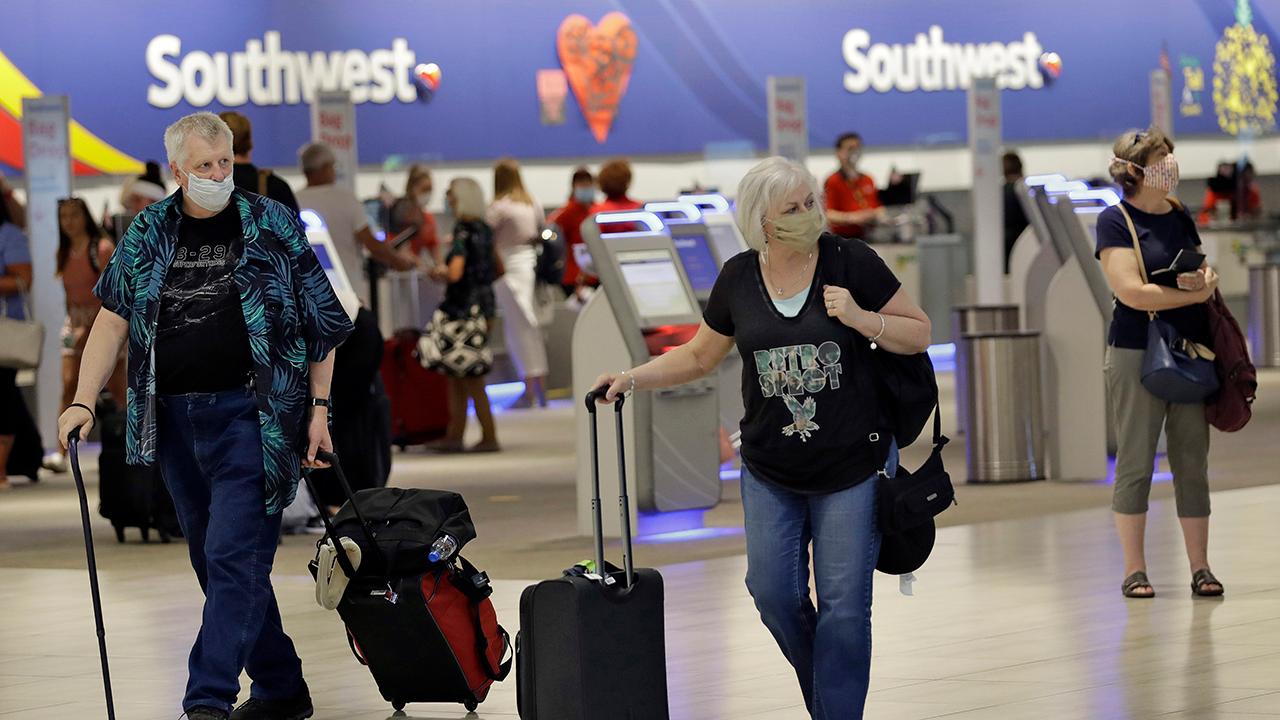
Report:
257,168,272,196
453,555,513,681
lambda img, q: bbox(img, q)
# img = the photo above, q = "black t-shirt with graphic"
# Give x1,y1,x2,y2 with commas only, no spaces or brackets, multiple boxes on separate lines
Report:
1094,201,1210,350
704,233,902,494
154,205,254,394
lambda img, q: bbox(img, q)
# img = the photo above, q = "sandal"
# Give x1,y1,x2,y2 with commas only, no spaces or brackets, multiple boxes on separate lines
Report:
1191,568,1224,597
1122,571,1155,598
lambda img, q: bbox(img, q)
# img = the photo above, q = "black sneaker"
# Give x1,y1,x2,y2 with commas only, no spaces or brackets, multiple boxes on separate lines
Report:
186,708,229,720
230,688,314,720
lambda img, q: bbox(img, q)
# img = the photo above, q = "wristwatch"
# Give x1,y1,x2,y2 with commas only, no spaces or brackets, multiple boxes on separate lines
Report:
309,397,331,408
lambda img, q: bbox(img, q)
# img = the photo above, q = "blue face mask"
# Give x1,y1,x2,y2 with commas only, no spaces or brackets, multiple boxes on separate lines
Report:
573,187,595,205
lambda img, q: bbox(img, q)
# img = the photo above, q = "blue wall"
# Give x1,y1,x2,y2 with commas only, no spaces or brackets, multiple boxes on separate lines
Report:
2,0,1276,172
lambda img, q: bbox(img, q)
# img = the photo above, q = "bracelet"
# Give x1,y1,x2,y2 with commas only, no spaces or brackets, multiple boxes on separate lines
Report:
620,370,637,397
69,402,96,429
869,312,887,350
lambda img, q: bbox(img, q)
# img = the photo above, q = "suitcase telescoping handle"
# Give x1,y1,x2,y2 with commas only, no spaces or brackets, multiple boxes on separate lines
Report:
584,387,635,589
67,433,118,720
302,451,379,580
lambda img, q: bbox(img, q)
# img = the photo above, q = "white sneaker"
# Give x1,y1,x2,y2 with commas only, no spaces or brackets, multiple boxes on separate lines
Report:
41,452,68,474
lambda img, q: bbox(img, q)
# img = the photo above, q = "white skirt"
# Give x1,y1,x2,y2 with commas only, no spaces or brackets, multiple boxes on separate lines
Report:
495,245,549,378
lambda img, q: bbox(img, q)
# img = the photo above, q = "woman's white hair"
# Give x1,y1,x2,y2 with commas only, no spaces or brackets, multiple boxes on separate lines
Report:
734,156,824,252
449,177,487,219
163,112,234,168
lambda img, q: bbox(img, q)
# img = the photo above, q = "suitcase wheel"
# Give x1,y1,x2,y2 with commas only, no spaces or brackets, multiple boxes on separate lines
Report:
113,524,125,543
464,699,478,713
392,700,405,712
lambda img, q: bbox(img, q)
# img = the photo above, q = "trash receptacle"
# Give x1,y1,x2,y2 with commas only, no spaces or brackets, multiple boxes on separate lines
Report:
962,330,1045,483
1249,264,1280,367
952,304,1021,434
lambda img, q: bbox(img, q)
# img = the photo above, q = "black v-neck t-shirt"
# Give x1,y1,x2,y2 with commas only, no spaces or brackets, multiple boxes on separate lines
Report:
704,233,901,494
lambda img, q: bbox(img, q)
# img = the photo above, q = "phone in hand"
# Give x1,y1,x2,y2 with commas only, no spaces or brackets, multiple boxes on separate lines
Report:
1151,248,1206,276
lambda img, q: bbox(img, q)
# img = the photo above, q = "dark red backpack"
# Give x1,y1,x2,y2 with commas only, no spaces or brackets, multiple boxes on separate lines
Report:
1205,290,1257,432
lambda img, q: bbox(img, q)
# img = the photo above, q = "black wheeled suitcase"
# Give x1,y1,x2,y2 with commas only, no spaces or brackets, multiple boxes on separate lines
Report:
96,398,180,543
516,390,670,720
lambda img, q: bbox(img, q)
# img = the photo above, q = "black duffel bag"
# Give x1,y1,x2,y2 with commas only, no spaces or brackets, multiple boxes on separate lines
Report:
328,485,477,578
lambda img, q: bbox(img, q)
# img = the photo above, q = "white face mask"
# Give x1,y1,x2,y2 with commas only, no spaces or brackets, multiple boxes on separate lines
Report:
417,192,432,209
182,169,234,212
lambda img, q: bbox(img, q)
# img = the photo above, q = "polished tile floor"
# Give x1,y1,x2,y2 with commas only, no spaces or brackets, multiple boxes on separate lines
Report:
2,478,1278,719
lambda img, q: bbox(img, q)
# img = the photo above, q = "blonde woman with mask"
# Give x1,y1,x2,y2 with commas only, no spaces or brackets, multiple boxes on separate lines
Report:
593,157,931,719
1095,127,1223,599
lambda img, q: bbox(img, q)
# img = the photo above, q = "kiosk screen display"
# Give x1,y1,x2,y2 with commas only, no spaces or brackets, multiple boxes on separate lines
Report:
617,249,696,321
310,241,349,295
672,234,719,293
706,223,746,265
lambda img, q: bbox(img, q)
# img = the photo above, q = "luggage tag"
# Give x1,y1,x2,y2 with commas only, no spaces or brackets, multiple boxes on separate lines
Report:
899,573,916,597
369,583,399,605
564,560,616,587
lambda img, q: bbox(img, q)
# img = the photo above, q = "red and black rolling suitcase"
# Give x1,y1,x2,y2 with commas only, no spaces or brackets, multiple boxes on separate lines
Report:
516,390,670,720
379,331,450,448
303,452,511,713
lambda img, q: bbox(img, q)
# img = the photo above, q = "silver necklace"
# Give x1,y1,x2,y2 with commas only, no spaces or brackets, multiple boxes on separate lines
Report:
765,250,814,296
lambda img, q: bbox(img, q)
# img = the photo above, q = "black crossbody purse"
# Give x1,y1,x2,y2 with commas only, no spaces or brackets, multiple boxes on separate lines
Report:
875,406,953,534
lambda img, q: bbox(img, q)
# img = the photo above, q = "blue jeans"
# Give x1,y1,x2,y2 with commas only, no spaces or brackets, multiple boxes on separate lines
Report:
156,387,306,713
740,443,897,720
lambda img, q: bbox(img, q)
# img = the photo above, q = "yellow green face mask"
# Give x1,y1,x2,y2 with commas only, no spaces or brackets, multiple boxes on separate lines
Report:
768,207,824,250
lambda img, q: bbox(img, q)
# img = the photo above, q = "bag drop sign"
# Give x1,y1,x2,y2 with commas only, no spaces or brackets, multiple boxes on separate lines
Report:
146,31,421,108
843,25,1047,93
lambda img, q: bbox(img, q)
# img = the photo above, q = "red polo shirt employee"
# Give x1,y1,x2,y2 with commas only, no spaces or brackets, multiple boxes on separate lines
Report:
823,132,884,239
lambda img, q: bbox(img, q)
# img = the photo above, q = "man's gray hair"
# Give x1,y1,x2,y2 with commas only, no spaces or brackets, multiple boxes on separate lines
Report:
163,112,233,168
449,177,487,220
298,142,337,175
734,156,825,252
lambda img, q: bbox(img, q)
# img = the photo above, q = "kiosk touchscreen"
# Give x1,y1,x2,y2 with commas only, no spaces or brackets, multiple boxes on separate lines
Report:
645,201,720,301
678,193,749,267
572,211,721,538
301,208,354,296
616,249,699,320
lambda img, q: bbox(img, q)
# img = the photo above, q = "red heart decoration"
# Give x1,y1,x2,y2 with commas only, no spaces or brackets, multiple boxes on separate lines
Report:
557,12,637,144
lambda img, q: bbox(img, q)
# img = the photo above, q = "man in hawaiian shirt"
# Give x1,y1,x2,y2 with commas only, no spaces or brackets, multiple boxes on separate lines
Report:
59,112,352,720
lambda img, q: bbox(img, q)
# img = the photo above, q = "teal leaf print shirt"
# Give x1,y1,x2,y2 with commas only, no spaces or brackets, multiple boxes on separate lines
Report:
94,189,353,514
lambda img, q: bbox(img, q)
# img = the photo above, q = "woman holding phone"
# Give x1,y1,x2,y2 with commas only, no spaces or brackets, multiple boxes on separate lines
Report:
1095,127,1223,599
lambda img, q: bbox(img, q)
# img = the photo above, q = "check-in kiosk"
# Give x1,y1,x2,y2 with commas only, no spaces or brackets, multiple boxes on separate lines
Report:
679,193,750,267
301,208,355,296
644,201,722,303
648,199,750,454
1032,183,1114,481
573,211,722,538
1009,175,1067,324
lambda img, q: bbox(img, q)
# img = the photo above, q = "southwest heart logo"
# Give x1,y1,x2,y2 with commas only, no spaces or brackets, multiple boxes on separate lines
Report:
412,62,441,102
557,12,637,144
